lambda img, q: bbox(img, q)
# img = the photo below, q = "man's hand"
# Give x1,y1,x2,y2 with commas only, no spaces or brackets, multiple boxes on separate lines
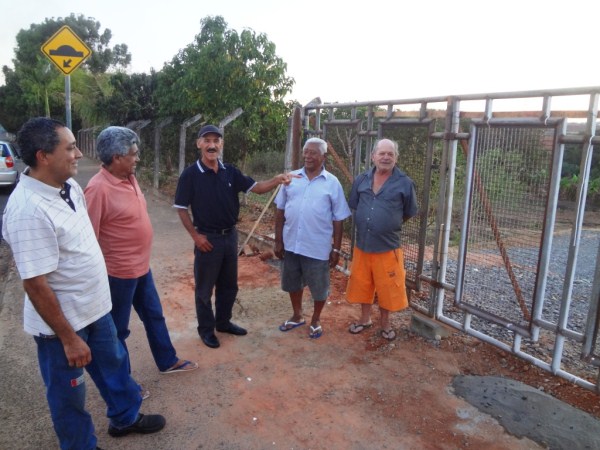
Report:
274,240,284,259
329,250,340,269
62,335,92,368
176,208,214,252
23,275,92,368
251,173,300,194
277,173,301,186
194,233,214,252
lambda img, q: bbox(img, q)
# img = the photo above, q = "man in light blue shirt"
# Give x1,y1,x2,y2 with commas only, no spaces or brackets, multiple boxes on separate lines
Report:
274,137,351,338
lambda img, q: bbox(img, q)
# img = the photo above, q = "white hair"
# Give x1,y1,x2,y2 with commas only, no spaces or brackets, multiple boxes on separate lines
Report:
372,138,399,157
303,137,327,155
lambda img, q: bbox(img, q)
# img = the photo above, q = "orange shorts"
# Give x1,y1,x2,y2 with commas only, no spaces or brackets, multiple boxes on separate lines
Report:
346,247,408,312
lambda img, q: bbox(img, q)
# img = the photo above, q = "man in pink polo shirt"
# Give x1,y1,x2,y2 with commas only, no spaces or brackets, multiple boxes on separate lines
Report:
85,126,198,385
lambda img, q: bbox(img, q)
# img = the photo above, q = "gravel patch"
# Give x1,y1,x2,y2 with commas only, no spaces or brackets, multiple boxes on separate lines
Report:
413,230,600,383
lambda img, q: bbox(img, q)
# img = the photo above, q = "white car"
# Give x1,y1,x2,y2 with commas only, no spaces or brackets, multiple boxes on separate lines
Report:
0,140,20,189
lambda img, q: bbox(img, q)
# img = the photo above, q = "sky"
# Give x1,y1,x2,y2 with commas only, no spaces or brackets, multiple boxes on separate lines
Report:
1,0,599,107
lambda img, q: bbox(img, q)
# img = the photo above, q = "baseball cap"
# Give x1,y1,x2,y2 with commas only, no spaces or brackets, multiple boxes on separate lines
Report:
198,124,222,138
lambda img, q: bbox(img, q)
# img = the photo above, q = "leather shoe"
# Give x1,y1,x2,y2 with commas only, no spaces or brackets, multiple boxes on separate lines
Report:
108,413,166,437
216,322,247,336
201,333,220,348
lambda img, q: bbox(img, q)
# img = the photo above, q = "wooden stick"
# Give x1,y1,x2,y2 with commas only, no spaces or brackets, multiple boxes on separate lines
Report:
238,185,281,255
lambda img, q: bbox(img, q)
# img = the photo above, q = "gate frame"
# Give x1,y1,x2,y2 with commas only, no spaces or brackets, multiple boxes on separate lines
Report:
293,86,600,392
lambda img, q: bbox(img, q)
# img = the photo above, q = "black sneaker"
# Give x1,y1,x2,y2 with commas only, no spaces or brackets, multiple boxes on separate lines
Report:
108,413,166,437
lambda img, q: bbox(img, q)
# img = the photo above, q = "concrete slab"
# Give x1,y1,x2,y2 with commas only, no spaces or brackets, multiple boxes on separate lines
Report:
452,375,600,449
410,312,452,340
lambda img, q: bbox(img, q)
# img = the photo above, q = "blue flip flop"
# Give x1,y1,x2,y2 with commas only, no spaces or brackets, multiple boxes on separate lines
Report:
309,325,323,339
160,360,199,374
279,320,306,332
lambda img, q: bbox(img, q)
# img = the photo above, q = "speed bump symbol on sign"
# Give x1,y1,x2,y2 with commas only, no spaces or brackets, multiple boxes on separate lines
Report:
41,26,92,75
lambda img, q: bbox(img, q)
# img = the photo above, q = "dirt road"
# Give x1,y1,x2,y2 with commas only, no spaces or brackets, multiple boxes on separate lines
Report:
0,157,598,449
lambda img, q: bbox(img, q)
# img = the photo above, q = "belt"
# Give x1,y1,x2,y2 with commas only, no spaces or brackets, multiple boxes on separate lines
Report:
197,227,234,235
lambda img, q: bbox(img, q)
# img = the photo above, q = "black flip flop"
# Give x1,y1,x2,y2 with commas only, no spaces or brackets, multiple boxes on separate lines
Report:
381,329,396,341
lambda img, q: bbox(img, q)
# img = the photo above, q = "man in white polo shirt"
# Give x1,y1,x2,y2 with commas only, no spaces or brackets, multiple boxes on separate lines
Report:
2,117,166,450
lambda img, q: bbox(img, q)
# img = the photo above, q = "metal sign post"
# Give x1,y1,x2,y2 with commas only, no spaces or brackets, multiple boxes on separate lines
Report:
41,26,92,128
65,75,71,129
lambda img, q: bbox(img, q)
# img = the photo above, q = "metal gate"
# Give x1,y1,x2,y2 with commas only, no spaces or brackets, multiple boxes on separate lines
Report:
291,86,600,392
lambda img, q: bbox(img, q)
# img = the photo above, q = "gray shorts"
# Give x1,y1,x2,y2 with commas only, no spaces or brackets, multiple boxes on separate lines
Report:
281,251,330,301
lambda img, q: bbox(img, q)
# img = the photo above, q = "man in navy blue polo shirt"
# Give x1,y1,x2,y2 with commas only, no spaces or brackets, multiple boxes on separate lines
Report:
174,124,294,349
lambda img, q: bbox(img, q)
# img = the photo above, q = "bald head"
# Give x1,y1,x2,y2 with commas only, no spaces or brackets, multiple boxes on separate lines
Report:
372,139,398,157
371,139,399,173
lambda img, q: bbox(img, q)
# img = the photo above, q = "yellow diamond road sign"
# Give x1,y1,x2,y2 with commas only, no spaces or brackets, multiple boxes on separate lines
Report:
41,26,92,75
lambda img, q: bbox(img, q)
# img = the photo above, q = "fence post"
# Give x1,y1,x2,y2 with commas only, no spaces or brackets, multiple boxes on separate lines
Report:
153,117,173,189
285,105,302,171
179,113,203,175
77,128,89,157
126,120,152,135
78,126,101,159
218,107,244,160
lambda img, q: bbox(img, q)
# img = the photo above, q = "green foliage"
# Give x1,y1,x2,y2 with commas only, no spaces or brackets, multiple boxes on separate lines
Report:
95,71,159,125
0,13,298,189
0,55,65,126
559,174,600,205
562,142,600,179
68,71,110,126
0,66,39,130
243,150,285,177
588,178,600,205
560,174,579,200
477,148,517,198
155,16,294,163
557,129,600,204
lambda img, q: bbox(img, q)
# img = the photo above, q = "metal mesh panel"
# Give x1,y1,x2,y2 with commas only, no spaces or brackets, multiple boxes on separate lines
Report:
542,230,598,329
379,123,435,289
583,228,600,364
459,125,556,329
322,122,360,194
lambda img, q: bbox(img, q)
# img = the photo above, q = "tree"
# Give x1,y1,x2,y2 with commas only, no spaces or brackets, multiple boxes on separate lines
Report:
156,16,295,163
96,71,159,125
0,67,30,131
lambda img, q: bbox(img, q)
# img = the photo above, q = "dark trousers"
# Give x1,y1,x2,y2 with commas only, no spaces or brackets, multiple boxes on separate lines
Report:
193,230,239,336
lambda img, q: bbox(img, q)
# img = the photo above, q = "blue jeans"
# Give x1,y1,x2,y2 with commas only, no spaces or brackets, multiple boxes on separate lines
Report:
193,231,239,336
108,269,178,372
34,314,141,450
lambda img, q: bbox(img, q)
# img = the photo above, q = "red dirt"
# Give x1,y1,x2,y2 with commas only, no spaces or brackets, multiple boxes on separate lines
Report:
96,194,599,450
5,160,599,450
